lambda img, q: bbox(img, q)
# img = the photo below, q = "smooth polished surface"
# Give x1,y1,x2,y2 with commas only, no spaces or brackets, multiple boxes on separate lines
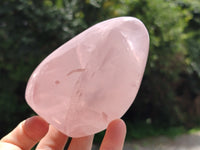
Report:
25,17,149,137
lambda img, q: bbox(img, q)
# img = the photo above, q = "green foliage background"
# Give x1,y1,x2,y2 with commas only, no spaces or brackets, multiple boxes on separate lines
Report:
0,0,200,139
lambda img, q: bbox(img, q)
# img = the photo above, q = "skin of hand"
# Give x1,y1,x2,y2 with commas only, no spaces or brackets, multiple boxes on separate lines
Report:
0,116,126,150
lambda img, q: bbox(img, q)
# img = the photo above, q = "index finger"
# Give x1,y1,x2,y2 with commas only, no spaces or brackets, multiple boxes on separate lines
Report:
1,116,49,150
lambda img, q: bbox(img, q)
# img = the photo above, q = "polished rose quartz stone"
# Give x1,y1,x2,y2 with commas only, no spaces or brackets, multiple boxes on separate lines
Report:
25,17,149,137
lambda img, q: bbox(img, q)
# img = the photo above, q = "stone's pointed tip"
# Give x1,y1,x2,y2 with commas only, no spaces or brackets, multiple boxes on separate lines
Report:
25,17,149,137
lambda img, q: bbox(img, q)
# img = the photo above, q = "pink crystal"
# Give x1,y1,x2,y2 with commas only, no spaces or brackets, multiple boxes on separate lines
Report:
25,17,149,137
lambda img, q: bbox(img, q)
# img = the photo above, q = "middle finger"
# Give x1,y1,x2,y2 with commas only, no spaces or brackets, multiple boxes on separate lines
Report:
37,125,68,150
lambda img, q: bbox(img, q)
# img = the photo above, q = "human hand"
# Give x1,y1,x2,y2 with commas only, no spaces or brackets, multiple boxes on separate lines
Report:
0,116,126,150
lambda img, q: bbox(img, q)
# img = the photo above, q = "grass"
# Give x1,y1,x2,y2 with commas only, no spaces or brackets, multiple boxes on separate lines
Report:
126,121,200,140
188,127,200,134
93,121,200,145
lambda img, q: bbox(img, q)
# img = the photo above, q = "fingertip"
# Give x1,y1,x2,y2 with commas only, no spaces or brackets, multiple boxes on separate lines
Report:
109,119,126,132
24,116,49,140
107,119,126,142
36,125,68,150
100,119,126,150
1,116,49,150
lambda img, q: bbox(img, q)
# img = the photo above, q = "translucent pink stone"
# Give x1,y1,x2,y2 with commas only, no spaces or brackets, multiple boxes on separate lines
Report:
25,17,149,137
